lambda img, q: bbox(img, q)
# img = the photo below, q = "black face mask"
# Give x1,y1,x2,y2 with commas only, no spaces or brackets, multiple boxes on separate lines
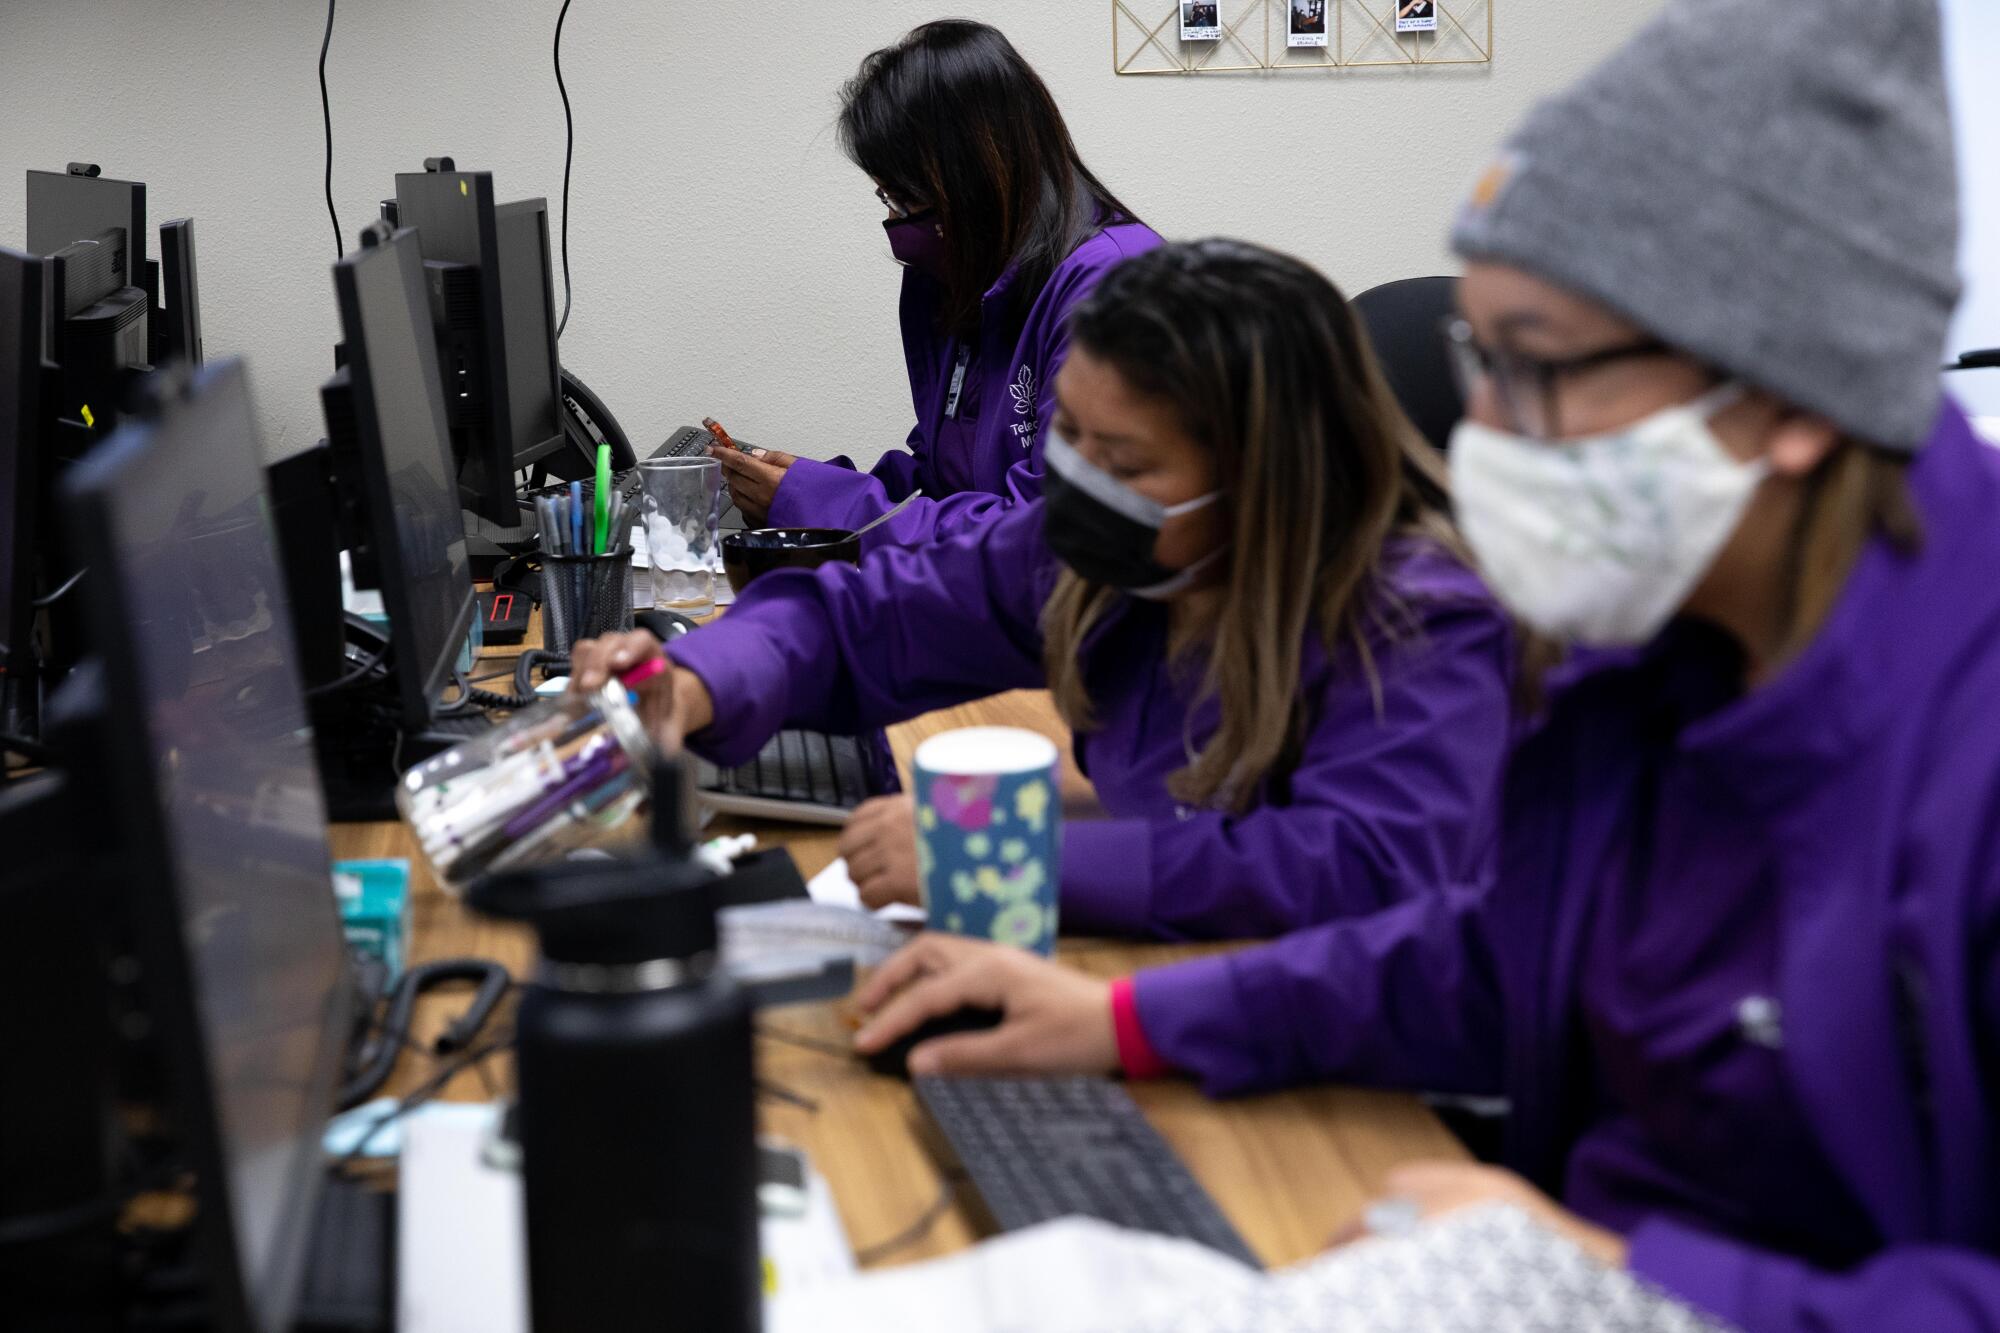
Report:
1041,436,1222,597
883,209,948,282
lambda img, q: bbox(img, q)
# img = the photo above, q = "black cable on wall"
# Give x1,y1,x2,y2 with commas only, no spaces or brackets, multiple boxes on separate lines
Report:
319,0,342,258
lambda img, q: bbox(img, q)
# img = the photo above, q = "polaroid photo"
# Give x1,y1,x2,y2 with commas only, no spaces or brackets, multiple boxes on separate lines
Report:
1396,0,1440,33
1288,0,1329,48
1181,1,1222,41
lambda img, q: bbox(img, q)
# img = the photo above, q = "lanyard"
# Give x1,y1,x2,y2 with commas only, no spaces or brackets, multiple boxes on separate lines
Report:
943,342,973,420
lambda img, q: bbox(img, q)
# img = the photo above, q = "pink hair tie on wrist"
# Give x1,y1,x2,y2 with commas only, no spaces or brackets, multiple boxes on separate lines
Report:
618,656,668,690
1110,976,1171,1081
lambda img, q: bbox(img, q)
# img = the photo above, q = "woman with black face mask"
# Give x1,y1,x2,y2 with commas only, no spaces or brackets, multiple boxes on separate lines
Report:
573,240,1515,942
711,20,1162,551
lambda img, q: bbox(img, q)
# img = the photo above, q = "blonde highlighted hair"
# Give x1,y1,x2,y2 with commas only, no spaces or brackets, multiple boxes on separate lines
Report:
1042,240,1461,813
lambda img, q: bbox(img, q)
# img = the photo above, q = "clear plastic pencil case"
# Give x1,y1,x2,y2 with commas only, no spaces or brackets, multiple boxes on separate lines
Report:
397,659,665,894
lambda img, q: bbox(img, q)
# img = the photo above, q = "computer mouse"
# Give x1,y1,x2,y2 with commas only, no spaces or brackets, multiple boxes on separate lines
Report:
634,608,699,641
862,1007,1005,1080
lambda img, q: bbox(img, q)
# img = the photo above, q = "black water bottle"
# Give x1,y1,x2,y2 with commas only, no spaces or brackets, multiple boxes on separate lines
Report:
470,769,760,1333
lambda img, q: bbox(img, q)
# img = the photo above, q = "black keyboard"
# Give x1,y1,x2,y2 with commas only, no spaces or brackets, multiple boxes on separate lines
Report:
650,425,744,529
913,1075,1261,1267
659,424,712,457
697,729,884,825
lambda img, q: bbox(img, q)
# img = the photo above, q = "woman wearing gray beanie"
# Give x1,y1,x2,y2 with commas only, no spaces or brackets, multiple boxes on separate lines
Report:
851,0,1999,1327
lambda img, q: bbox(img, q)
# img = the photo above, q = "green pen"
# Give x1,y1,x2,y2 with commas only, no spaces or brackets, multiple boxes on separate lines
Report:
593,443,612,554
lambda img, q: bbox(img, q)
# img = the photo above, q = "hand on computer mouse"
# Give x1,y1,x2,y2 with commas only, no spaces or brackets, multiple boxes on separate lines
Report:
567,630,715,752
838,794,922,909
853,933,1118,1077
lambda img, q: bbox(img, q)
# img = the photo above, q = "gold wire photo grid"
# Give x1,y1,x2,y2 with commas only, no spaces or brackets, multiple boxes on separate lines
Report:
1116,0,1491,73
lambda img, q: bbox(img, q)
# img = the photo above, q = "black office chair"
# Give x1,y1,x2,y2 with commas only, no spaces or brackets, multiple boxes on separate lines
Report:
1352,275,1463,454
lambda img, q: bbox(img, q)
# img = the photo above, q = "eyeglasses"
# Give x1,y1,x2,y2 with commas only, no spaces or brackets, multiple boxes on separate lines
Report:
875,185,915,219
1440,317,1671,441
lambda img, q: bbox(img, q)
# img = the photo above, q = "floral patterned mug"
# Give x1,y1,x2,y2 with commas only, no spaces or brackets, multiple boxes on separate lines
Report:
912,727,1062,956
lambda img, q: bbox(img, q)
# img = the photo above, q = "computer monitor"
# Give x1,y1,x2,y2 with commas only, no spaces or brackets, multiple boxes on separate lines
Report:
46,230,149,440
158,217,203,366
264,439,346,693
59,357,353,1333
27,166,205,374
324,226,475,731
392,167,527,526
26,167,146,293
0,248,47,721
493,198,567,474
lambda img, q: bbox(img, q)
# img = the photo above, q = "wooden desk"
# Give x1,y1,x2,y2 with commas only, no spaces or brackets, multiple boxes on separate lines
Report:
330,643,1464,1271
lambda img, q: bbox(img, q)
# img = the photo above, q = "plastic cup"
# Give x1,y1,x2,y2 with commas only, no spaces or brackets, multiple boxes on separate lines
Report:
639,457,723,618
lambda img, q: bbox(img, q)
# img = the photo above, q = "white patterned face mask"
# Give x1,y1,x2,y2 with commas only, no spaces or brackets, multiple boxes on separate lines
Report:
1448,383,1761,646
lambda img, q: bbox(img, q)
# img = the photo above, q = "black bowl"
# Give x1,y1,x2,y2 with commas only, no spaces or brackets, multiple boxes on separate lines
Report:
721,527,861,593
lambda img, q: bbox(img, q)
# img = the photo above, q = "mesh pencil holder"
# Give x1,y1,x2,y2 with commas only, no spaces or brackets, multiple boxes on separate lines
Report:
542,548,634,657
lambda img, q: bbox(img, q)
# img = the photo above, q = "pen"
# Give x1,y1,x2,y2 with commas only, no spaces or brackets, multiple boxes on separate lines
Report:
569,481,585,555
594,444,613,555
535,494,561,555
608,492,630,554
504,744,627,842
599,492,621,557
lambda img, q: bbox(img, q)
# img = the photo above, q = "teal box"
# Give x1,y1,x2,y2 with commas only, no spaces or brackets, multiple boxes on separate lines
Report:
334,858,412,982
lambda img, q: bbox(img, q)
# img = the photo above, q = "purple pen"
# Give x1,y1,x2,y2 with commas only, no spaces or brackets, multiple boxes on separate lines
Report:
503,745,629,842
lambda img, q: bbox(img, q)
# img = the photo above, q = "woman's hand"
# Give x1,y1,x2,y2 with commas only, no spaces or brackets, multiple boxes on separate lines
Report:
566,630,715,752
712,445,799,527
853,932,1119,1077
837,794,922,909
1334,1163,1629,1268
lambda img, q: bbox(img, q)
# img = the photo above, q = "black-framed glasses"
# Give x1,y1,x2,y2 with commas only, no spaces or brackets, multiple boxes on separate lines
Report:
874,185,914,219
1441,317,1672,440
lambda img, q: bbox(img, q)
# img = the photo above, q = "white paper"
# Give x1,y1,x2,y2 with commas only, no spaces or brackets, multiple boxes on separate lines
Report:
398,1107,856,1333
766,1217,1258,1333
807,856,928,924
766,1163,859,1299
398,1107,528,1333
769,1206,1724,1333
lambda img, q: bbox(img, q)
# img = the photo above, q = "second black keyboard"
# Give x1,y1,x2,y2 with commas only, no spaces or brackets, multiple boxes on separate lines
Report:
697,729,878,823
913,1074,1261,1268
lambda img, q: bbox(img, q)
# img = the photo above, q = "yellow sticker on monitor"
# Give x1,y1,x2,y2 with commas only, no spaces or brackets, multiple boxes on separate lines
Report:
80,404,95,428
459,179,468,197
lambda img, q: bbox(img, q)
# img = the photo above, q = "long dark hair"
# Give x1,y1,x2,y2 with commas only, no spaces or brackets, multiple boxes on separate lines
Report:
1042,240,1461,812
838,20,1139,335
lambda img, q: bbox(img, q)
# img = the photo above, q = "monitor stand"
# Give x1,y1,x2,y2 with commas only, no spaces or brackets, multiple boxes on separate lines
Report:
464,508,537,584
2,671,40,751
307,618,495,824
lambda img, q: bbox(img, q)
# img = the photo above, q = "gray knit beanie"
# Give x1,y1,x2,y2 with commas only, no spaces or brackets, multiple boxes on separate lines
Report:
1452,0,1960,450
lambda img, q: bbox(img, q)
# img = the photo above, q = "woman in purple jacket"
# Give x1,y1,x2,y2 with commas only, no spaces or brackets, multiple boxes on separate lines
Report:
712,20,1161,551
573,240,1515,941
849,1,2000,1328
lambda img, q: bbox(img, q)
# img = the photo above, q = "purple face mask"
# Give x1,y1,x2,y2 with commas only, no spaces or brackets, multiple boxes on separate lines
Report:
883,209,948,280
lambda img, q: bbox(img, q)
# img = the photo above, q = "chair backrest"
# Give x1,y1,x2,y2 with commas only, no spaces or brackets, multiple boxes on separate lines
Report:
1352,276,1462,454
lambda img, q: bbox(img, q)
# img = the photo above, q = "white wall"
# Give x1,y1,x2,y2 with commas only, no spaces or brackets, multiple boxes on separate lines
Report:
1942,0,2000,418
0,1,1667,467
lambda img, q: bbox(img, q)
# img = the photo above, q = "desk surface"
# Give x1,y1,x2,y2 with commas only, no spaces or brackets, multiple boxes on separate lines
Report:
329,637,1464,1270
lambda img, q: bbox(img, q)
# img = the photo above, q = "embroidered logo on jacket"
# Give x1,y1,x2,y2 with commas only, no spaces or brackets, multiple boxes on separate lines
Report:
1008,365,1039,444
